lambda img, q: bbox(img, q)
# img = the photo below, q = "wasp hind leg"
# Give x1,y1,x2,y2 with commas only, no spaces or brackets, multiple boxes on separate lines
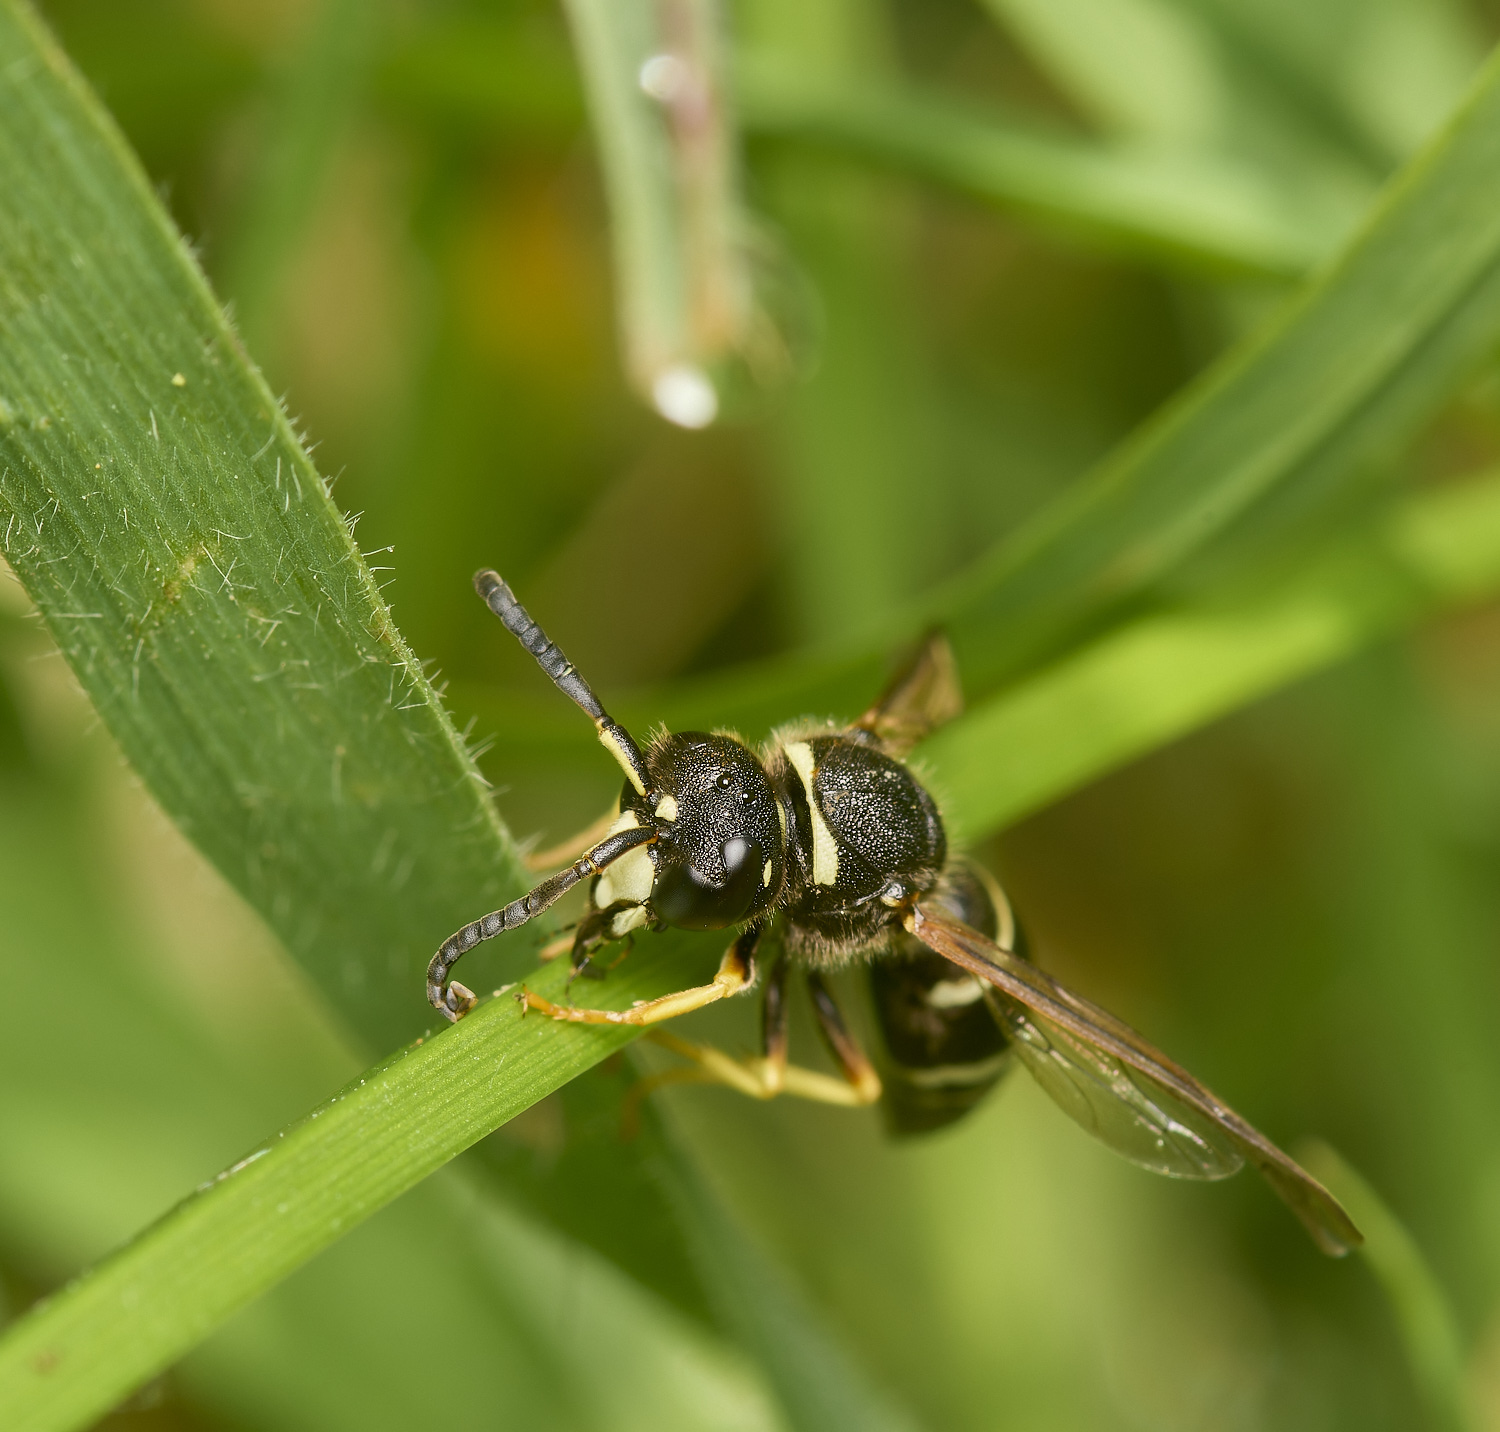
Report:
629,958,883,1111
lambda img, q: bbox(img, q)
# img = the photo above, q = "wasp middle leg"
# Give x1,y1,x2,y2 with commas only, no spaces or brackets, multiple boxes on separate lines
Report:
630,958,884,1110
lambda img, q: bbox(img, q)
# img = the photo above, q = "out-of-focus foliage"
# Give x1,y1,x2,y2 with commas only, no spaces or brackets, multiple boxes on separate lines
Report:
6,0,1500,1428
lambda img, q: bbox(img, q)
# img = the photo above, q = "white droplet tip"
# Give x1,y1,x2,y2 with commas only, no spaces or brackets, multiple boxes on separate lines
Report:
639,54,691,103
652,365,718,428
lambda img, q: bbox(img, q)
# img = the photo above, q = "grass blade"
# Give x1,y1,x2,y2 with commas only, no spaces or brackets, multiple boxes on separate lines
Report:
562,0,757,424
0,0,522,1054
938,40,1500,691
926,470,1500,842
0,939,709,1432
458,470,1500,849
737,55,1350,276
1298,1141,1473,1432
458,40,1500,733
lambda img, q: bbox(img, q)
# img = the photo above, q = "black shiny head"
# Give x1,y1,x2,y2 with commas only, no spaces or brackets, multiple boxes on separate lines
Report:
632,731,785,931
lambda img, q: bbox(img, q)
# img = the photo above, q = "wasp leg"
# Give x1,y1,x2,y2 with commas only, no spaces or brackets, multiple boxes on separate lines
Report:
521,928,760,1025
760,951,790,1094
806,972,883,1105
568,900,652,981
639,1029,881,1107
625,956,880,1113
524,807,621,874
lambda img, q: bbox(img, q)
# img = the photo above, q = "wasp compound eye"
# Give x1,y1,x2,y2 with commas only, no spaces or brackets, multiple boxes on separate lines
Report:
653,836,764,930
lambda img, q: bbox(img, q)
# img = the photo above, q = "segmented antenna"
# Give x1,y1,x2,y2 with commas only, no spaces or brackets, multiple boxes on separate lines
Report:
474,569,653,796
427,823,656,1020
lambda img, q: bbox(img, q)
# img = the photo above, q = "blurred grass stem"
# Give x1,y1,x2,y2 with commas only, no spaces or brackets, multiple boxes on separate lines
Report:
1299,1141,1474,1432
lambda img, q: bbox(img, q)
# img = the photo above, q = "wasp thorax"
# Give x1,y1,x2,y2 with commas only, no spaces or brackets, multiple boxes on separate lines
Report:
633,731,785,930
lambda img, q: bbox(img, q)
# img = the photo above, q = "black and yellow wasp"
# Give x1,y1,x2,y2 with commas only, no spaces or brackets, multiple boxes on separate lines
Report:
429,570,1360,1256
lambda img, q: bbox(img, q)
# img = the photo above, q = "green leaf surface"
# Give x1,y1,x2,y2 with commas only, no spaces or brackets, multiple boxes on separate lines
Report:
0,944,700,1432
0,731,775,1432
562,0,755,417
0,0,523,1055
0,7,908,1426
980,0,1478,169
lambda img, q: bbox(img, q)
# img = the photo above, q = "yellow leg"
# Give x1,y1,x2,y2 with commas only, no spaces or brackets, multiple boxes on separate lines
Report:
519,942,754,1025
643,1029,882,1107
523,807,621,873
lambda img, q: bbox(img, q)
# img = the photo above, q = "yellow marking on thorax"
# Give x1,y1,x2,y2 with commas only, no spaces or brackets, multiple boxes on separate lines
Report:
655,794,678,820
784,741,839,887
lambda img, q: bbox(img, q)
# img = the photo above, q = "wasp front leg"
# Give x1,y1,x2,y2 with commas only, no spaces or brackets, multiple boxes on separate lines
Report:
521,927,761,1026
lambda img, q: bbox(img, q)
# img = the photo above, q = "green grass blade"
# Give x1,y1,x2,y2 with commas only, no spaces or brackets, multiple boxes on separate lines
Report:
1298,1141,1474,1432
979,0,1473,170
660,1138,924,1432
925,470,1500,843
0,941,707,1432
17,439,1500,1431
369,14,1351,279
562,0,755,422
939,41,1500,691
737,55,1349,276
0,0,522,1054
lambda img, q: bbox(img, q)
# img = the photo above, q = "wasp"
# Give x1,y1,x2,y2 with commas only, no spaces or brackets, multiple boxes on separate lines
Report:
429,571,1360,1255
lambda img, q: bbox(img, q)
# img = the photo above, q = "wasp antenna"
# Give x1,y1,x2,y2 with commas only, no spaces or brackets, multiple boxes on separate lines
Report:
474,569,652,797
428,822,656,1020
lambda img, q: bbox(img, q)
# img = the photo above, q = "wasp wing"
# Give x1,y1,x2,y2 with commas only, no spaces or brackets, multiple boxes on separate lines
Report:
855,631,963,757
905,904,1362,1256
986,989,1244,1180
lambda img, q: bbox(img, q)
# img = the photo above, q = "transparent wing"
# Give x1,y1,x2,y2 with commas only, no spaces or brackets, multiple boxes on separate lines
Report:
906,904,1362,1256
855,631,963,756
988,988,1243,1179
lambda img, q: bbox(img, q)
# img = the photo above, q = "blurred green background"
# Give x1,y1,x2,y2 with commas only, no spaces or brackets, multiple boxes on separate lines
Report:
8,0,1500,1427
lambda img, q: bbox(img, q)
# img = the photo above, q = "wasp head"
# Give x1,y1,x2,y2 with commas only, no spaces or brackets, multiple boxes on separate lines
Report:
631,731,786,930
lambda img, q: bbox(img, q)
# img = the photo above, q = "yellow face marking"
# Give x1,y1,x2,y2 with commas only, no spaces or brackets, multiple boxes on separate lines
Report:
784,741,839,887
655,794,678,820
593,811,653,907
598,725,645,794
762,858,773,886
